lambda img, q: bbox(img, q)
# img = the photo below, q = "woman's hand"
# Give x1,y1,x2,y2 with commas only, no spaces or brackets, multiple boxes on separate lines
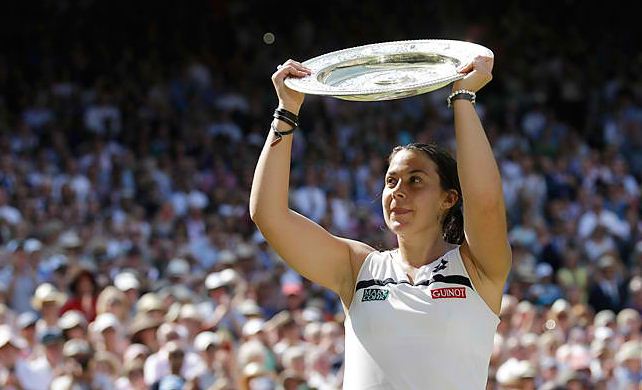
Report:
451,55,494,93
271,59,311,114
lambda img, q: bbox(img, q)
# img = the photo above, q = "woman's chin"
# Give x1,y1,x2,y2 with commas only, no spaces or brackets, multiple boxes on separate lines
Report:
390,220,411,232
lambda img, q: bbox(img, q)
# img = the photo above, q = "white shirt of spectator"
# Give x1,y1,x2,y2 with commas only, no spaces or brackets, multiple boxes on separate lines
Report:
143,348,206,385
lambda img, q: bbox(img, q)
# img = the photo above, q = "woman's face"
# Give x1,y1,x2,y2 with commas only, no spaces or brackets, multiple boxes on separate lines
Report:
382,150,454,235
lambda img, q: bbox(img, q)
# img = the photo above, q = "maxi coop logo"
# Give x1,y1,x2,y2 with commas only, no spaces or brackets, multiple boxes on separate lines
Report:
431,287,466,299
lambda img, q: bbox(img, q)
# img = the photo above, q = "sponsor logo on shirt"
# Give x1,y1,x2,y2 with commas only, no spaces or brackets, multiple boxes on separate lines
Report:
362,288,390,302
431,287,466,299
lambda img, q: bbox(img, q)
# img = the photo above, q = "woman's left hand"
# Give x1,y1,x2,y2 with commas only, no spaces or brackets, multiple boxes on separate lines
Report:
451,55,494,93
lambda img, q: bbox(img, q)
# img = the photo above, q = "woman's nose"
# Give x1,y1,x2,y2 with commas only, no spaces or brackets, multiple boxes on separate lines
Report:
392,183,406,199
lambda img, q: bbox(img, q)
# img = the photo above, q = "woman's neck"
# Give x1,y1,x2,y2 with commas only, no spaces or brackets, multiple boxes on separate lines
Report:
396,234,455,268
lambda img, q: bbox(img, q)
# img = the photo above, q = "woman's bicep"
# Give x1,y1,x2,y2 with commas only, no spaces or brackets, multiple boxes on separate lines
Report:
462,197,512,282
257,209,372,294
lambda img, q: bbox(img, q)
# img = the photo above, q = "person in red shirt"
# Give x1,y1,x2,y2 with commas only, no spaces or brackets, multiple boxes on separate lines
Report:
60,265,98,322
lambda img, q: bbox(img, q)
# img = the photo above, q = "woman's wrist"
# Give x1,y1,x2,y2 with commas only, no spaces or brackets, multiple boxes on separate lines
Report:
277,101,301,116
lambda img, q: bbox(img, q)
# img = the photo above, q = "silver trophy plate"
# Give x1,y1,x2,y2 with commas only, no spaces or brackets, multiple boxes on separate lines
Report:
284,39,493,101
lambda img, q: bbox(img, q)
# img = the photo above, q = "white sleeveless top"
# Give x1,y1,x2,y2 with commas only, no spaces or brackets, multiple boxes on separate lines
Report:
343,246,499,390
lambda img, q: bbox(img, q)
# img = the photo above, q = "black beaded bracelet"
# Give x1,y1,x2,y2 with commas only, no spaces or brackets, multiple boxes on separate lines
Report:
447,89,476,108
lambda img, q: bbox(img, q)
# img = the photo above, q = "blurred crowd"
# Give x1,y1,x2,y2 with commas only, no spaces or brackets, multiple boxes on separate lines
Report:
1,1,642,389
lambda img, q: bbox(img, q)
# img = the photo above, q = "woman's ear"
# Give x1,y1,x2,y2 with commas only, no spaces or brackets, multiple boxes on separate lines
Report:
441,190,460,210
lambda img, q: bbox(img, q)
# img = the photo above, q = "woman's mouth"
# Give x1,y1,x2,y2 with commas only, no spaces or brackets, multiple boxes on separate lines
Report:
391,207,411,215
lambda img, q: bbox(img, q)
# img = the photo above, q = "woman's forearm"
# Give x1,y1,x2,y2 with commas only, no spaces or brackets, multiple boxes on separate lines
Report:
249,117,296,222
453,100,503,208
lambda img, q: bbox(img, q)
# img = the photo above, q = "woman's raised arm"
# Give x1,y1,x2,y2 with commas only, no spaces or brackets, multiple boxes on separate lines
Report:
451,55,512,284
249,60,373,303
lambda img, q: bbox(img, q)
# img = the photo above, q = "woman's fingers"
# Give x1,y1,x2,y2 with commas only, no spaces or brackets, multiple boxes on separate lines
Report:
282,59,312,72
272,63,311,85
451,55,494,92
457,61,474,74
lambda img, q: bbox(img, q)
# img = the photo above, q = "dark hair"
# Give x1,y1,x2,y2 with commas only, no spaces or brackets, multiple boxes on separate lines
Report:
388,143,464,244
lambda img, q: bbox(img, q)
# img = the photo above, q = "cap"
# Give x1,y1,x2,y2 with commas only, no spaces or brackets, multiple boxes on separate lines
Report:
236,243,255,259
535,263,553,279
187,191,208,210
495,358,522,386
91,313,121,333
166,258,190,277
136,293,164,313
129,315,162,337
194,331,220,351
24,238,43,253
302,307,323,323
124,343,150,363
598,255,617,269
62,339,92,357
0,325,27,349
242,318,266,337
594,310,616,327
58,310,87,330
179,304,201,322
550,299,571,314
217,250,237,264
58,230,82,248
205,272,227,290
31,283,67,310
17,311,39,329
238,300,262,317
114,272,140,291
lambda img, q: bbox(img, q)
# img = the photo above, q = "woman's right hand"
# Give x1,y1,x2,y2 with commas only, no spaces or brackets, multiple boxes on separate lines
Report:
271,59,311,114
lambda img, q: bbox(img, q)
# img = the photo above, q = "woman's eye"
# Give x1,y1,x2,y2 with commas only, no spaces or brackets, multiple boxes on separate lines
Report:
386,177,397,186
410,176,422,184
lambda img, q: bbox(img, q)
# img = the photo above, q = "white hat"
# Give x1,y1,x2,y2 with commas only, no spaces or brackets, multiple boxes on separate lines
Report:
238,300,262,317
593,326,614,342
187,191,209,209
62,339,92,357
0,325,27,349
535,263,553,279
166,258,190,277
124,343,150,363
217,250,237,264
194,331,220,351
114,272,140,291
205,271,233,290
302,307,323,323
236,243,255,258
58,310,87,330
136,293,164,313
59,230,82,248
594,310,616,327
550,299,571,314
179,304,201,322
24,238,43,253
219,269,238,285
242,318,265,337
91,313,121,334
31,283,67,310
496,358,529,385
205,272,224,290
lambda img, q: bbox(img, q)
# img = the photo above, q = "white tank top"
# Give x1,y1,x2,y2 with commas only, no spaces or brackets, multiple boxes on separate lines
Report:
343,246,499,390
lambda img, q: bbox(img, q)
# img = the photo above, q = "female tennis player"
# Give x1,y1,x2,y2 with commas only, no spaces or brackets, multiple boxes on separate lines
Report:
250,54,511,389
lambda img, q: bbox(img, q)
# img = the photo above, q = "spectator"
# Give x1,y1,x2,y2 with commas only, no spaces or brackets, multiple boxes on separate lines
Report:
0,325,30,389
60,264,99,322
